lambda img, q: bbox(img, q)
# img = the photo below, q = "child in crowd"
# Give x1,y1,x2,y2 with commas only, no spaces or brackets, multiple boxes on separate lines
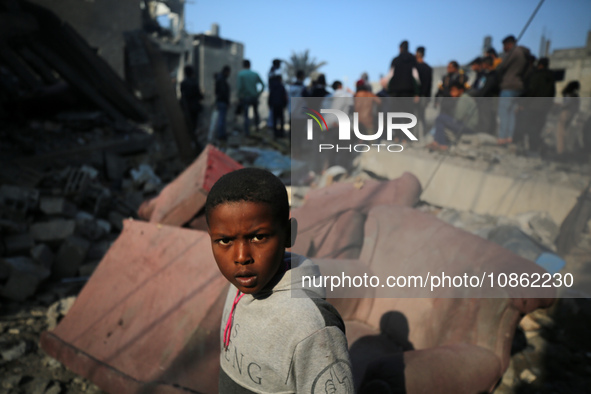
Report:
205,168,353,393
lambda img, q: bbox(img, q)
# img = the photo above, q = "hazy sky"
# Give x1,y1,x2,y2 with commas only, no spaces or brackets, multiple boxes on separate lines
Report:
184,0,591,89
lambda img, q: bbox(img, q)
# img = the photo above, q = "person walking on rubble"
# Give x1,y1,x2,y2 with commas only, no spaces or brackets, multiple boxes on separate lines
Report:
496,35,530,145
180,65,204,150
237,59,265,136
214,65,231,143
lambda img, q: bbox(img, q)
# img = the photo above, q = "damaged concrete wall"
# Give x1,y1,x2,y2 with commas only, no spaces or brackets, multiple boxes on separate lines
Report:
27,0,142,78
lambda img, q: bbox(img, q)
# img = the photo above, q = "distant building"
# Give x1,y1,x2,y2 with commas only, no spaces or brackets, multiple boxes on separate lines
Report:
191,25,244,106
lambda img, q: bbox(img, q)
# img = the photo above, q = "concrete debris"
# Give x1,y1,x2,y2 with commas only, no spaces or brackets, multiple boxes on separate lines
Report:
130,163,162,189
0,340,27,362
0,185,39,216
519,368,538,384
29,220,77,244
39,197,77,217
46,297,77,331
53,236,90,279
0,257,51,301
436,208,562,254
30,244,55,269
4,233,35,255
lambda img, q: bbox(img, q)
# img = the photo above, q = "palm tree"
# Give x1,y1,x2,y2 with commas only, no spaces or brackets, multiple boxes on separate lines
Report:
283,50,327,82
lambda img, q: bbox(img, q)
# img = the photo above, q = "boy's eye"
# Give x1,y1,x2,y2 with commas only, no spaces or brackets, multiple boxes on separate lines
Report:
217,238,231,245
251,234,266,242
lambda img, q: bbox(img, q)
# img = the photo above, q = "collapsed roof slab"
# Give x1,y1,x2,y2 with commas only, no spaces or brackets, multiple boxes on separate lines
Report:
137,144,243,226
357,147,585,225
291,172,422,259
40,219,227,393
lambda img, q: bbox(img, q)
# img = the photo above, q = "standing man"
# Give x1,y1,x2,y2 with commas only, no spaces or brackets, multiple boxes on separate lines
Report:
267,59,282,128
469,57,486,91
435,60,469,114
468,56,500,136
215,65,231,143
415,46,432,136
387,40,420,100
180,65,204,151
237,59,265,136
514,57,555,153
496,35,530,145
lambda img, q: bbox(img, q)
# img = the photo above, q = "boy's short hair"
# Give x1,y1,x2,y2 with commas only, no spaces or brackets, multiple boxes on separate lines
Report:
205,168,289,225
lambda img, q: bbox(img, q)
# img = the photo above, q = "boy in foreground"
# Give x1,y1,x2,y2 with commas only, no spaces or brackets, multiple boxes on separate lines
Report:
205,168,353,393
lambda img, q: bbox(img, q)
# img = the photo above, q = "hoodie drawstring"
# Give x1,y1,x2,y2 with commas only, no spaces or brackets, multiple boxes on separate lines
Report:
223,289,243,350
223,260,291,350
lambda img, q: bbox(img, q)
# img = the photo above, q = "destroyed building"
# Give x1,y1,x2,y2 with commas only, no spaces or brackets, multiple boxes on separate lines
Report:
1,1,591,394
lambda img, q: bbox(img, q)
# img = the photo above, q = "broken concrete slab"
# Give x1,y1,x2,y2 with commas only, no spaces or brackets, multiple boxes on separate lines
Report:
53,236,91,278
137,144,242,226
0,184,39,214
75,216,106,241
319,205,554,383
356,146,586,224
1,256,51,301
40,220,227,393
292,172,422,259
29,220,76,243
4,233,35,255
30,244,55,269
39,196,77,217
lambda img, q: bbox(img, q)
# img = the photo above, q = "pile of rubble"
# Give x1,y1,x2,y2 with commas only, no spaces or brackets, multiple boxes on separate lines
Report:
0,157,181,303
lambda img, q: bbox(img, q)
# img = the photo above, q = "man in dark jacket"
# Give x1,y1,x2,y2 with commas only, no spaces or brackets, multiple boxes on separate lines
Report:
215,65,231,141
435,60,469,115
180,65,203,134
469,56,500,135
268,75,288,139
468,57,486,91
514,57,555,152
388,40,420,98
415,46,432,135
387,40,420,126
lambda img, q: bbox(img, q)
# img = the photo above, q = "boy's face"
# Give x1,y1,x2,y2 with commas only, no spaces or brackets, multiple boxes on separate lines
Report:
208,201,292,295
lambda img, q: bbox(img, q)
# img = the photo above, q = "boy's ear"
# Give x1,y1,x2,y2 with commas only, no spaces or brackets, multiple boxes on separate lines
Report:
286,218,297,248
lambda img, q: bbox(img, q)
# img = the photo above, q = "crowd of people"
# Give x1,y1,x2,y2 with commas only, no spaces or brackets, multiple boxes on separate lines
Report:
180,35,583,162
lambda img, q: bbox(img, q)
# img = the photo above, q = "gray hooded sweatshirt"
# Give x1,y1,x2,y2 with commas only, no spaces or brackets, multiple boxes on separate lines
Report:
219,253,353,393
